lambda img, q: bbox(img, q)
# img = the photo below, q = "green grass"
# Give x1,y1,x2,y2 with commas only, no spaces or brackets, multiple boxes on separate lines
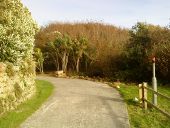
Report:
117,83,170,128
0,80,54,128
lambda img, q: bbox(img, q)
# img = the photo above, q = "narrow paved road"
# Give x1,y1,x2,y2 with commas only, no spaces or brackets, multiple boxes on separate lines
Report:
20,76,130,128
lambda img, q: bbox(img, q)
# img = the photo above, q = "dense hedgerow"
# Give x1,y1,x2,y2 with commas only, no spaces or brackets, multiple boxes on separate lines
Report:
0,0,38,114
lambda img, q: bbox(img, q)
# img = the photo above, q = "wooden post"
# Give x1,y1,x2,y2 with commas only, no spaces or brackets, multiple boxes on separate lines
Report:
141,83,144,108
143,82,147,110
139,84,142,103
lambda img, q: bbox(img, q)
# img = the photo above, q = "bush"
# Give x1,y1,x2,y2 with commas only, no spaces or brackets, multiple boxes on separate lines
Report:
0,0,38,113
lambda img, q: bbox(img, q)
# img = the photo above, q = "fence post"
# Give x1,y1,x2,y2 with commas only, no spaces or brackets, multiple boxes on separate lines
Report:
143,82,147,110
139,84,142,103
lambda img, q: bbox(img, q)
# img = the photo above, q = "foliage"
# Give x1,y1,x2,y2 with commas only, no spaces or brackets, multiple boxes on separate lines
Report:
56,33,73,72
0,0,38,114
0,0,38,64
124,22,153,81
35,21,170,82
14,83,23,99
34,48,44,73
35,22,129,75
124,22,170,82
0,80,54,128
44,31,88,73
72,36,88,72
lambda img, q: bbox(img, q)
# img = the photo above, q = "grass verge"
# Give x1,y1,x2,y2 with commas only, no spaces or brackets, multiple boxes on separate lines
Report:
116,83,170,128
0,80,54,128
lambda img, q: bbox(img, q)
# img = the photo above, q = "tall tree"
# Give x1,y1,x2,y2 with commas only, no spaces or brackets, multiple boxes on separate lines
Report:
126,22,152,81
47,32,73,72
73,36,88,73
58,34,73,72
34,48,44,73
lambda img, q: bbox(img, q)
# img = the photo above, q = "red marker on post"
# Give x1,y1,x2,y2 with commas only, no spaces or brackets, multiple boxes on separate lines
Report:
152,57,156,63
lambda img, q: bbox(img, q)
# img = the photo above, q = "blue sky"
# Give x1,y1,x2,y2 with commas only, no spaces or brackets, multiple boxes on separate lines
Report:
21,0,170,28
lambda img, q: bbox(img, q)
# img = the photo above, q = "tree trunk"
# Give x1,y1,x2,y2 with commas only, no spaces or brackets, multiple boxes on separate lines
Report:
55,52,60,71
64,55,68,72
85,59,88,72
40,61,44,73
51,53,59,71
62,52,67,72
56,56,60,71
76,57,80,73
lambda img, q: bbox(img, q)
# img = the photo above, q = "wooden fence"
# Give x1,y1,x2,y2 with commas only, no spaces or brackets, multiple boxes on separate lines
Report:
139,82,170,118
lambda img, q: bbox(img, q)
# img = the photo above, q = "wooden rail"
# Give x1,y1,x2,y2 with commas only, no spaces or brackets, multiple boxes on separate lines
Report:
144,99,170,118
139,83,170,118
144,86,170,101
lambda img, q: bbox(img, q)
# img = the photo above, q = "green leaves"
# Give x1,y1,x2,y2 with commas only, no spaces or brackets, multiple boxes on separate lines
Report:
34,48,44,73
0,0,38,65
0,0,37,114
124,22,170,81
45,32,88,72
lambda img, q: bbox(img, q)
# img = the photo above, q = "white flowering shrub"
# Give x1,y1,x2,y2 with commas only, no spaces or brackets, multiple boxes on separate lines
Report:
0,0,38,63
0,0,38,114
